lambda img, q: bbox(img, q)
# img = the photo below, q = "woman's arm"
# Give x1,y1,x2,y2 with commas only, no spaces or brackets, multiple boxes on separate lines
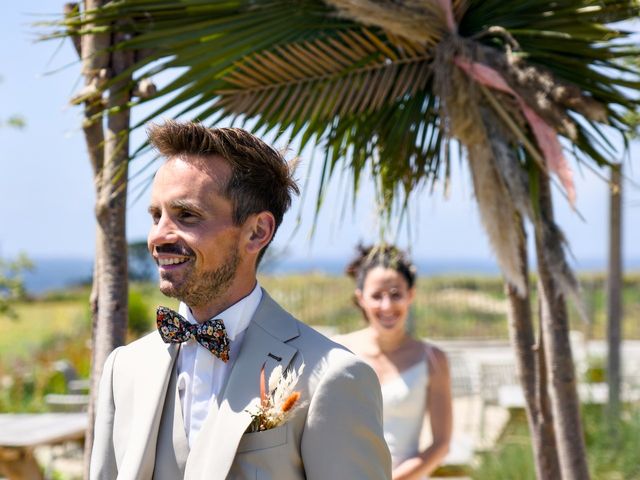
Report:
391,345,453,480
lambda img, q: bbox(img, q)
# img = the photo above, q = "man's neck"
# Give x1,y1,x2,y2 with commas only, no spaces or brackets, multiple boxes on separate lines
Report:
189,279,258,323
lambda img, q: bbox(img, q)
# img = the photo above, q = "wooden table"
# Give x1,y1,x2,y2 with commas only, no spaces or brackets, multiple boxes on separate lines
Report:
0,413,87,480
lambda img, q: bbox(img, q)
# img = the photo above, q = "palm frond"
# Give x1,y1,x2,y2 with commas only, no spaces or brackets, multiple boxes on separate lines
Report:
40,0,640,223
213,29,430,129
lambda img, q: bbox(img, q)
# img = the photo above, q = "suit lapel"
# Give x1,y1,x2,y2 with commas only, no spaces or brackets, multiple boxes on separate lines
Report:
185,291,299,480
119,335,179,480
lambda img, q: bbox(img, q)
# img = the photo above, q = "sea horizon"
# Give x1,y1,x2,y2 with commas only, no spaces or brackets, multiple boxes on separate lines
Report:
18,255,640,295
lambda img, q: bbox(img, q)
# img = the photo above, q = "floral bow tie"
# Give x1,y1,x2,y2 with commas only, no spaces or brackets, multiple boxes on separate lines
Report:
156,306,230,362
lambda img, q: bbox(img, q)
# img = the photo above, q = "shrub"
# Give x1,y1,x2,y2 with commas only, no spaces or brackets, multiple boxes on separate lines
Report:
128,288,153,337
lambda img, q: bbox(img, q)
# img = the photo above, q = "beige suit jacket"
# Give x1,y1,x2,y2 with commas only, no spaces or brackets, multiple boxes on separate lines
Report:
90,290,391,479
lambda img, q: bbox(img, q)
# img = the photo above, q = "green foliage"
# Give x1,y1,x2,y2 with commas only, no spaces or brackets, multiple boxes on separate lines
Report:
128,287,153,337
0,253,34,318
44,370,69,396
1,273,640,412
259,273,640,340
0,74,26,130
128,240,156,282
0,115,26,129
43,0,640,220
584,406,640,479
0,300,88,359
473,441,536,480
584,355,607,383
0,307,91,412
473,404,640,479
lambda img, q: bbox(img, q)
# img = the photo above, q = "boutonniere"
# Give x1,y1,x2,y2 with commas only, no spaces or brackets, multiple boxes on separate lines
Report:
246,363,305,433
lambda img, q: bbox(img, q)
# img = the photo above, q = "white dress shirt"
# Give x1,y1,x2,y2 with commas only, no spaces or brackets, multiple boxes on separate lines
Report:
176,283,262,447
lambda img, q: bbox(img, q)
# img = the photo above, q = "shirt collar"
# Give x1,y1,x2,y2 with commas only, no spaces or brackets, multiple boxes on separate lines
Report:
178,282,262,341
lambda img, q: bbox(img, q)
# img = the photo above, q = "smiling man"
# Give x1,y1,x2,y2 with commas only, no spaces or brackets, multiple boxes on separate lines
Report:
89,120,391,480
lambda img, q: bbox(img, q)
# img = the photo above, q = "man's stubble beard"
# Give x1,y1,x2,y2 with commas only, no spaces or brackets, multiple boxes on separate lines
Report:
159,246,240,308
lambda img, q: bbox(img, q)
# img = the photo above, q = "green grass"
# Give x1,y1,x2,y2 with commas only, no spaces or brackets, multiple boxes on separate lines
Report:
2,273,639,365
0,282,180,412
0,300,87,359
471,404,640,479
1,272,639,411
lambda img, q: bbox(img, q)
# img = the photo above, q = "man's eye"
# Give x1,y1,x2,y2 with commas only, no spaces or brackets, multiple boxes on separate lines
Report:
179,211,199,222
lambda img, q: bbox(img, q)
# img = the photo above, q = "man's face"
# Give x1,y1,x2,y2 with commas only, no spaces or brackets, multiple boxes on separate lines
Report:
147,156,242,308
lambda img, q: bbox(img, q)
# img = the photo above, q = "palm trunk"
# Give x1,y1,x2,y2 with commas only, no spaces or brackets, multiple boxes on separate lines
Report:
607,164,623,428
506,215,561,479
70,1,112,475
68,3,132,478
83,45,133,480
535,173,590,480
83,229,102,477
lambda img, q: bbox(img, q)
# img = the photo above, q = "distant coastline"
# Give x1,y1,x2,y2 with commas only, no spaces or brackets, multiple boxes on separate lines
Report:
21,256,640,294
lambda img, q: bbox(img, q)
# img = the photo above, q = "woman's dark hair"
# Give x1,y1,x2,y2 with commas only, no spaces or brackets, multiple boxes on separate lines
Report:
345,244,417,290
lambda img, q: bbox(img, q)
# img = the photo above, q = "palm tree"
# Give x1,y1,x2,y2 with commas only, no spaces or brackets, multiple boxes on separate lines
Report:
48,2,154,475
51,1,640,478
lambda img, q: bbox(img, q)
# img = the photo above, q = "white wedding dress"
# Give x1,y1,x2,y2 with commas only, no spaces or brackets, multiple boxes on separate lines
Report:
381,358,429,476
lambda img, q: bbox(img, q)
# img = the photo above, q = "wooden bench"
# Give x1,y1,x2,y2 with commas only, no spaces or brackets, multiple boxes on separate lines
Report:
0,413,87,480
44,394,90,412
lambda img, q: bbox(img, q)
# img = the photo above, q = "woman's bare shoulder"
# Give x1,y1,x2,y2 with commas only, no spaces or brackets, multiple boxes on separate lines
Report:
332,329,368,352
422,341,450,377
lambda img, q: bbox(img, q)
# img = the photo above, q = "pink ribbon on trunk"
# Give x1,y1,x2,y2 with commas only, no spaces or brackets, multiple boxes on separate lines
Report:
436,0,576,205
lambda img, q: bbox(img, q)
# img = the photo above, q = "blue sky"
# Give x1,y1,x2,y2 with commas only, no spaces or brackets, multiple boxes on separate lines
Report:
1,1,639,270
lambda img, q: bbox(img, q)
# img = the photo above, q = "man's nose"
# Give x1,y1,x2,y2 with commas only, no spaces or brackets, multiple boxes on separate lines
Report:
148,214,178,246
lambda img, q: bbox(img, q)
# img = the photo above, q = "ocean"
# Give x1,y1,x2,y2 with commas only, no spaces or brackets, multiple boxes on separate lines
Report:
20,255,635,295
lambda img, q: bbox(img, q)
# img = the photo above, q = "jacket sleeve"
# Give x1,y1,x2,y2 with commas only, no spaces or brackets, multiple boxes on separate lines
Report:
300,352,392,479
89,347,121,480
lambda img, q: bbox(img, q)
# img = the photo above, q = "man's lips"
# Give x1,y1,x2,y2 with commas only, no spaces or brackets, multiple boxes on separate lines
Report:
156,256,190,267
153,244,194,268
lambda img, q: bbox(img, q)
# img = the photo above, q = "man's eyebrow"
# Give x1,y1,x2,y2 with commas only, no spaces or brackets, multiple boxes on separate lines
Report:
146,200,205,215
170,200,204,214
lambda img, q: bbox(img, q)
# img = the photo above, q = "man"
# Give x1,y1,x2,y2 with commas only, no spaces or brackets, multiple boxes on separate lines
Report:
90,120,391,479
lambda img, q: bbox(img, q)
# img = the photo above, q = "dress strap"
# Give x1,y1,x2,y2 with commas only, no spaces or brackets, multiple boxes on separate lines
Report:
423,342,444,376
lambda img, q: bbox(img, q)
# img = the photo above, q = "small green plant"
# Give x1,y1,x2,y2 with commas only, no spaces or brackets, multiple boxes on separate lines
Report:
128,288,153,337
0,253,34,318
585,356,607,383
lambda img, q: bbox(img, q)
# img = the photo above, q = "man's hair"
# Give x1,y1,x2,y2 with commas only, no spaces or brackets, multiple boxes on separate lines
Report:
147,120,299,262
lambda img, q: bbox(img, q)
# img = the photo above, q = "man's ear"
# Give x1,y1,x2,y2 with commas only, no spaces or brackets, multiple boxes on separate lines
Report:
243,211,276,255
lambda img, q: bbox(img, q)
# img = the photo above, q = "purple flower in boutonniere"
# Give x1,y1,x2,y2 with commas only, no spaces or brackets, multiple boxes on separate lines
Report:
246,364,305,433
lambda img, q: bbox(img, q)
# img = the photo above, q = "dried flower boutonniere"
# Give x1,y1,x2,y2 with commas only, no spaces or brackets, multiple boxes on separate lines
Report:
246,363,305,433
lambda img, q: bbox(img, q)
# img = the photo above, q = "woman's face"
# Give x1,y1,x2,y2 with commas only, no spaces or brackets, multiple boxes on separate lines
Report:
355,266,415,333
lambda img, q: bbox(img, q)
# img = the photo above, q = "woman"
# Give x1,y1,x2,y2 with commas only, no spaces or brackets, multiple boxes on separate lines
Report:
336,244,452,480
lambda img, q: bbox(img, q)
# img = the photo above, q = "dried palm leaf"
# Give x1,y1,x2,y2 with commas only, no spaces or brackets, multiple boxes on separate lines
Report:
468,138,527,295
326,0,468,45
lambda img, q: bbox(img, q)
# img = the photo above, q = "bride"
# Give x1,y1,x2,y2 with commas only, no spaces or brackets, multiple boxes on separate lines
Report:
336,244,452,480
